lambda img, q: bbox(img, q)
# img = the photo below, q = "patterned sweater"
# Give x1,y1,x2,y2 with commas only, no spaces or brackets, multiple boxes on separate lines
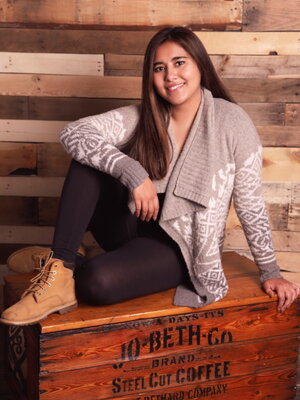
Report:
60,87,282,308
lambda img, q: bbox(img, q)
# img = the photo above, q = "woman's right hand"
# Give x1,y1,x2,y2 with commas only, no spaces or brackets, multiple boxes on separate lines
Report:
132,178,159,221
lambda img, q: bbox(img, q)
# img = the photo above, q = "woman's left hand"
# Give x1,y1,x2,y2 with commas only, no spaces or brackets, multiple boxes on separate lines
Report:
262,278,300,313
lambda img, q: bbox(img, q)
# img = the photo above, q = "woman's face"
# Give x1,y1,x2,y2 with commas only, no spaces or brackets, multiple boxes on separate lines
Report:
152,41,201,110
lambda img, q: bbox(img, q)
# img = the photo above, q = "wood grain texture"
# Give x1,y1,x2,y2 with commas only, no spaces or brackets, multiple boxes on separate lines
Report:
224,230,300,252
106,54,300,78
0,29,299,55
0,143,36,176
38,197,60,226
0,52,104,76
262,148,300,181
286,104,300,126
257,126,300,147
28,97,137,121
0,225,95,246
0,74,299,102
0,176,64,197
0,96,28,119
0,119,66,143
243,0,300,31
37,143,70,177
0,197,37,225
0,0,242,30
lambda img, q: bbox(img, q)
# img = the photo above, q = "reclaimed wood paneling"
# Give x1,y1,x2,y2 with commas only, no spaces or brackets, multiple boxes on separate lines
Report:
106,54,300,78
196,32,300,55
224,230,300,252
0,96,28,119
0,74,142,99
0,53,104,76
1,74,299,103
37,144,70,177
262,148,300,181
0,226,96,247
0,177,64,197
38,197,60,226
0,143,36,176
28,97,137,121
0,30,299,55
0,197,37,225
257,126,300,147
0,120,66,143
243,0,300,31
0,0,242,30
286,104,300,125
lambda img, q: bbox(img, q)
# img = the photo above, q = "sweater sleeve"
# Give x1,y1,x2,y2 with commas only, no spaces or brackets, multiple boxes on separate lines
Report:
231,106,282,282
59,105,149,191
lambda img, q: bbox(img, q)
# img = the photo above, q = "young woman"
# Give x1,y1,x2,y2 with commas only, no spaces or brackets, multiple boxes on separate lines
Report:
1,26,299,326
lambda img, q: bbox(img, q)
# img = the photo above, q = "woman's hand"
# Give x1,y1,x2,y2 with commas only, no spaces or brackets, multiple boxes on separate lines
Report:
262,278,300,313
132,178,159,221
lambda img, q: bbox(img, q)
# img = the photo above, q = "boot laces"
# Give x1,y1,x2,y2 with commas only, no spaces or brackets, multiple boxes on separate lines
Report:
22,251,58,298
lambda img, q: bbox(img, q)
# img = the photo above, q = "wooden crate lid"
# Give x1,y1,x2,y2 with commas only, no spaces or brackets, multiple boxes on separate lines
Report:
3,252,286,333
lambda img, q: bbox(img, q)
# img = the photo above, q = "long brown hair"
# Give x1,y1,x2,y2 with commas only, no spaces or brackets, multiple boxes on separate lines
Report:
123,26,235,180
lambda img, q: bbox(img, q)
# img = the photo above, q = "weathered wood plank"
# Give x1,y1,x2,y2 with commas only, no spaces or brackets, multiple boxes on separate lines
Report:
0,74,299,102
38,342,297,399
0,29,299,55
37,144,70,177
0,226,96,247
0,74,142,98
0,197,37,225
286,104,300,125
0,53,104,76
243,0,300,31
0,0,242,30
196,32,300,55
289,183,300,232
38,197,60,226
262,148,300,181
0,177,64,197
224,230,300,252
227,78,300,103
242,103,284,126
0,143,36,176
0,119,66,143
106,54,300,78
0,96,28,119
257,126,300,147
28,97,137,121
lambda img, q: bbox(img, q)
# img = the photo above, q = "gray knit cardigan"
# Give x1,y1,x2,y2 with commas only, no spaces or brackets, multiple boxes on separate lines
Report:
60,88,282,308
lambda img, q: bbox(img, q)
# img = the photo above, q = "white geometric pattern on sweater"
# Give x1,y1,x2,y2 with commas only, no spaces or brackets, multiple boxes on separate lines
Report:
170,147,275,282
196,263,228,303
60,110,127,175
233,146,276,266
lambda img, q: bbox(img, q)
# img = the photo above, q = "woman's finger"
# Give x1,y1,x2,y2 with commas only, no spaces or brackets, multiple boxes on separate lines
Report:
135,198,142,218
152,196,160,221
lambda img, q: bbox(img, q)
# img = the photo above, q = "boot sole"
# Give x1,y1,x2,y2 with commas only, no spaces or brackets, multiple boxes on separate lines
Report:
0,301,78,326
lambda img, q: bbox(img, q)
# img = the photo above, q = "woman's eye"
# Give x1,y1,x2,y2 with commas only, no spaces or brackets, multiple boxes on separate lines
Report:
175,60,185,66
154,66,165,72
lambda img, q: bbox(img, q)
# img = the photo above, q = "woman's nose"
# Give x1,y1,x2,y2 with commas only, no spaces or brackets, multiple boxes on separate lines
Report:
165,66,178,81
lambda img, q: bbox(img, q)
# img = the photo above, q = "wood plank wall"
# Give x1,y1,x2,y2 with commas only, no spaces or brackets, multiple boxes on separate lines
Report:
0,0,299,271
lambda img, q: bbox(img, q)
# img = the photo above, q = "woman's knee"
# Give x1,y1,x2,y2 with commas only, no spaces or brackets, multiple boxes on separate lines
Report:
74,259,120,305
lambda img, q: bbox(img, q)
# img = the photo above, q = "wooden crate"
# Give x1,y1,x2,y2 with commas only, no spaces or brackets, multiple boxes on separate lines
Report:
2,252,300,400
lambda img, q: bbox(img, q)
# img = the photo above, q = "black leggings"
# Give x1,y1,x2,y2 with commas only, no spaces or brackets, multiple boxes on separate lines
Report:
52,160,189,305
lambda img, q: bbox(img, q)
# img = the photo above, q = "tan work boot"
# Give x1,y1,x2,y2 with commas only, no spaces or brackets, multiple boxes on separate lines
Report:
0,254,77,326
7,245,85,273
